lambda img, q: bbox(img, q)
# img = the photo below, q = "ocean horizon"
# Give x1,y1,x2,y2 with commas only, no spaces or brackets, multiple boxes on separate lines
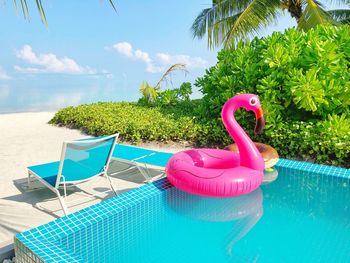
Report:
0,84,137,114
0,81,204,114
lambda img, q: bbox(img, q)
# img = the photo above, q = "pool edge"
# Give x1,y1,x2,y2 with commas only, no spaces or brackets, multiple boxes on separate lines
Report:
276,159,350,179
14,159,349,262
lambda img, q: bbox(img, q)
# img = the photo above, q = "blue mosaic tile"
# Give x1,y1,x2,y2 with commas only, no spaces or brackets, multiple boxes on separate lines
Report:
14,155,349,262
276,159,350,179
15,179,173,262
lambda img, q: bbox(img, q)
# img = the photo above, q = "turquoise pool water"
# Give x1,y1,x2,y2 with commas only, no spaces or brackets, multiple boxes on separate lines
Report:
15,163,350,262
67,169,349,262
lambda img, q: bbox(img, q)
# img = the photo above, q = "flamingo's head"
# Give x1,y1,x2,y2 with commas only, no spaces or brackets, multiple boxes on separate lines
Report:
233,94,265,134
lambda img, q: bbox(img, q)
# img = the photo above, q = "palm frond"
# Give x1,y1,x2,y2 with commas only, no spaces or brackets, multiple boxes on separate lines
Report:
35,0,47,25
327,9,350,23
12,0,47,24
191,7,213,39
298,0,331,30
223,0,281,48
19,0,29,19
191,0,281,49
191,0,254,47
139,81,158,103
207,11,243,48
155,63,188,89
108,0,117,12
11,0,117,25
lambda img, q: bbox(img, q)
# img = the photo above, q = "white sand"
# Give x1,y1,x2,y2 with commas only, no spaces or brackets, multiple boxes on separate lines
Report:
0,112,91,198
0,112,186,244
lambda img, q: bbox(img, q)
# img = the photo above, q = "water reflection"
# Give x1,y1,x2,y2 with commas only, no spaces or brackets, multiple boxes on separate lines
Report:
262,167,279,184
0,83,136,113
166,187,263,260
166,187,263,222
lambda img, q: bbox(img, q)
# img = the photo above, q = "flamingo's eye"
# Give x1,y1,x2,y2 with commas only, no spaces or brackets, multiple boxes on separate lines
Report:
249,97,258,106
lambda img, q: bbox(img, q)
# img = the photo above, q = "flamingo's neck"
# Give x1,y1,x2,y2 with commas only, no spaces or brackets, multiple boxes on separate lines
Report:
221,100,264,171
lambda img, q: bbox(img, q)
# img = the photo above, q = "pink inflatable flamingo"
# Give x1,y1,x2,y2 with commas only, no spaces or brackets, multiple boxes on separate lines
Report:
166,94,265,197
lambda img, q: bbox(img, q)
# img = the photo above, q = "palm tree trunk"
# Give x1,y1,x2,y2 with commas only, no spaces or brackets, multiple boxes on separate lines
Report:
286,1,303,23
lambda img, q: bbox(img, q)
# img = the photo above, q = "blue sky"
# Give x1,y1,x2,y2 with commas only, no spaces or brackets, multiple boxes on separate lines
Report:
0,0,296,113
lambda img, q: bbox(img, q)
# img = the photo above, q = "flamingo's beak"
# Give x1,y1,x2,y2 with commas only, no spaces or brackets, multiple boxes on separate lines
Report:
254,107,265,134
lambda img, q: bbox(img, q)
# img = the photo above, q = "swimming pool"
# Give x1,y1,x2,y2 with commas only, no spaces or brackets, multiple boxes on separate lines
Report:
15,159,350,262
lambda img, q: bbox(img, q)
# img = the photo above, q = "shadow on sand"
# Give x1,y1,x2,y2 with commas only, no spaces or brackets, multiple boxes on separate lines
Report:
0,159,164,242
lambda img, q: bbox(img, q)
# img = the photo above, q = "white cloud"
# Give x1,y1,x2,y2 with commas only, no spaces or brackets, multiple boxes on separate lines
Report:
13,65,43,74
112,42,133,57
14,45,96,74
109,41,208,73
0,68,11,80
156,53,208,68
110,42,159,73
134,49,151,63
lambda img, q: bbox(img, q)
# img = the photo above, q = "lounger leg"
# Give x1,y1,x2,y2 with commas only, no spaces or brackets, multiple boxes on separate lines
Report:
104,173,119,195
27,172,32,189
63,183,67,200
55,189,69,216
136,163,152,183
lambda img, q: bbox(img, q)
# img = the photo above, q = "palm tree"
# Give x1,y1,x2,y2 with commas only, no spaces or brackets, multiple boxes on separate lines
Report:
139,63,188,104
191,0,350,48
10,0,116,25
139,81,159,104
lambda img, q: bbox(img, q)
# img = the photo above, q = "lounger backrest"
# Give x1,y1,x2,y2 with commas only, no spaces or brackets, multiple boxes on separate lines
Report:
56,134,118,185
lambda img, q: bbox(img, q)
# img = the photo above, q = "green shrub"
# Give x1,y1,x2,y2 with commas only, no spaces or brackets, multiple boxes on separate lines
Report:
195,25,350,167
50,102,201,143
153,82,193,107
196,25,350,124
51,25,350,167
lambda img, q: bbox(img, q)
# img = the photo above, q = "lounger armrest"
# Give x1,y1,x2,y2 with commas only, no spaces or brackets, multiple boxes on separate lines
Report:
131,152,156,162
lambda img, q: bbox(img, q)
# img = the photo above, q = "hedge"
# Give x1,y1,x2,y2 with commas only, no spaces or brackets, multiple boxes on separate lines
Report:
50,25,350,167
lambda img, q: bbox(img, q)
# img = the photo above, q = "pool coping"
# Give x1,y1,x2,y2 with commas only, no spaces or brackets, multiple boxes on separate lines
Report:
14,158,350,262
275,159,350,179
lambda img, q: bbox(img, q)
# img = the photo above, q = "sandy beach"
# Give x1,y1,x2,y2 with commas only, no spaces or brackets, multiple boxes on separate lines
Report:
0,112,185,244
